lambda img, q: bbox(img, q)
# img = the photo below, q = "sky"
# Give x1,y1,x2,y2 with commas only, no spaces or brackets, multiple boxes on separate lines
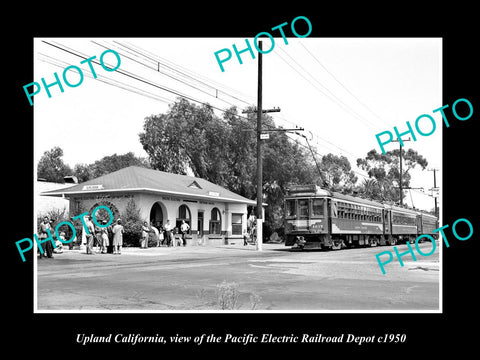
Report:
33,37,442,211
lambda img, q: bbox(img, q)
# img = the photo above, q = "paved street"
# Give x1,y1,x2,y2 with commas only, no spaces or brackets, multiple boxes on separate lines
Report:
36,241,440,311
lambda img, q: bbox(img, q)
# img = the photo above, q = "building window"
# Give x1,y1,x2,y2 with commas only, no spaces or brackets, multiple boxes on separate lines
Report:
176,204,191,229
232,213,243,235
210,207,222,235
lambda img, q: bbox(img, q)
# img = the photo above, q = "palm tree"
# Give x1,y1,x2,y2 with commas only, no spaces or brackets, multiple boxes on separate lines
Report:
361,178,378,200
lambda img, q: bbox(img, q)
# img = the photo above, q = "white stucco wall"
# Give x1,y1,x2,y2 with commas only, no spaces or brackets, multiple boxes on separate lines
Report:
36,181,71,217
68,192,250,244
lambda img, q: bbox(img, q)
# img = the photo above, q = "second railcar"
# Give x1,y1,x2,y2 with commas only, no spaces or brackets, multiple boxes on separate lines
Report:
388,205,419,244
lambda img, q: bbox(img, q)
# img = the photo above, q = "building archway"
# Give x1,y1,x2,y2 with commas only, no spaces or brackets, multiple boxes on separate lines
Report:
176,204,191,229
210,207,222,235
150,201,167,228
89,200,120,224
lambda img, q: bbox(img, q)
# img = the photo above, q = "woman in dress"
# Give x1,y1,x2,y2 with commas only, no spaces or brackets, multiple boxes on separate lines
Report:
100,220,110,254
112,219,124,255
141,221,150,248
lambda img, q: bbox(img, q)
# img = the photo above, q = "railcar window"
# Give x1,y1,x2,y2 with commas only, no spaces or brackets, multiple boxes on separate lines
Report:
298,199,309,219
285,200,296,218
312,198,324,217
393,213,416,225
337,202,345,219
331,201,338,217
346,203,352,219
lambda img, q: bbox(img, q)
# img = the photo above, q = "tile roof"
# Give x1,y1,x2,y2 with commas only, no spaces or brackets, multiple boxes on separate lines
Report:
41,166,256,204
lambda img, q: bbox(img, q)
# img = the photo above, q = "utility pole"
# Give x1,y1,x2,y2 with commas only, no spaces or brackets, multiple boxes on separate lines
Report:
241,41,285,251
392,138,411,206
256,41,263,251
428,168,439,217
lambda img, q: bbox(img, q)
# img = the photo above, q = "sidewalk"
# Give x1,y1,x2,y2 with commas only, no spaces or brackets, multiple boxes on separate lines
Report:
53,242,288,259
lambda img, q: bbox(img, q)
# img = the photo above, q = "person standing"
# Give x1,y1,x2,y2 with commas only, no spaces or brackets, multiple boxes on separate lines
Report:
158,225,165,246
141,221,150,248
151,222,160,247
248,212,256,232
38,216,54,259
112,219,124,255
243,228,249,246
100,220,110,254
94,222,103,253
171,227,178,247
164,220,173,247
85,216,96,255
107,223,114,253
247,212,257,245
180,220,190,247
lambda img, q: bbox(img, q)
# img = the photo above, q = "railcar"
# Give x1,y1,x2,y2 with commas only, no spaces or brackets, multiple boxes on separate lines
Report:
388,205,419,244
284,184,437,250
417,211,439,238
284,185,331,249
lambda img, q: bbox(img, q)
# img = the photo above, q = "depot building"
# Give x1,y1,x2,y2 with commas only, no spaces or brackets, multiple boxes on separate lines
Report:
41,166,257,245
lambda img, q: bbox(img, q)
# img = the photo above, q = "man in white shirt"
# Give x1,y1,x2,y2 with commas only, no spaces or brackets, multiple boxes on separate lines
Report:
164,220,173,247
85,216,96,255
180,220,190,247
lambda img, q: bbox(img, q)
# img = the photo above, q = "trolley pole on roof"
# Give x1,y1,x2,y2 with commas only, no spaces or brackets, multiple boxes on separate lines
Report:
295,132,327,188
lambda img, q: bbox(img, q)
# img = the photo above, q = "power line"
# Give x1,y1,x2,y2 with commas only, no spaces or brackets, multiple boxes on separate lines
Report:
263,107,363,163
91,40,243,109
117,41,368,175
112,40,255,107
39,40,371,183
37,53,173,105
275,46,378,130
87,40,368,169
41,40,251,121
299,42,390,127
284,131,370,181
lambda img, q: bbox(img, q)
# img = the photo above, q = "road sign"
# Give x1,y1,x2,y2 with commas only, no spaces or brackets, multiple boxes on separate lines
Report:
429,187,440,198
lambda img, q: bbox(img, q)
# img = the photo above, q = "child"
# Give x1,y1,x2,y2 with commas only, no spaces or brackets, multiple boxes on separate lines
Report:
54,231,65,253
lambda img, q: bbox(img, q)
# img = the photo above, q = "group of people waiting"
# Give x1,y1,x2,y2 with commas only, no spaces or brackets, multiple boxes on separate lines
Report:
140,219,190,248
85,216,125,255
37,215,191,258
37,215,125,258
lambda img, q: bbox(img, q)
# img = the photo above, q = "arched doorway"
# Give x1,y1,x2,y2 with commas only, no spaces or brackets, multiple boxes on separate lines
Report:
89,200,120,223
176,204,191,229
150,201,165,228
210,207,222,235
